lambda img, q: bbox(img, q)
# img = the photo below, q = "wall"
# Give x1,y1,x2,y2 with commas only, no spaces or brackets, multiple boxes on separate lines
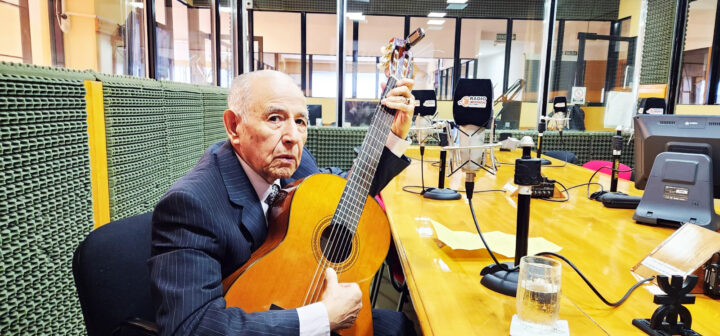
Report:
676,105,720,115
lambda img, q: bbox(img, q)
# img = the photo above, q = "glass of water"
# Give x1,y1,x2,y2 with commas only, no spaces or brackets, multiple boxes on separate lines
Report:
516,256,562,327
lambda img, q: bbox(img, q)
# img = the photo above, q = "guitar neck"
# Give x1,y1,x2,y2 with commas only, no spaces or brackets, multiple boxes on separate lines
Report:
332,76,398,232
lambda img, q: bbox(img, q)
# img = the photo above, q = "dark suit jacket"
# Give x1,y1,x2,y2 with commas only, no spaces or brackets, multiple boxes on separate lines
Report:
149,140,409,336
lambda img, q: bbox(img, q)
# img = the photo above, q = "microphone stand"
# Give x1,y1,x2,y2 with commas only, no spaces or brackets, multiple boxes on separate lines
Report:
536,120,551,165
424,131,461,200
480,139,542,296
610,128,622,193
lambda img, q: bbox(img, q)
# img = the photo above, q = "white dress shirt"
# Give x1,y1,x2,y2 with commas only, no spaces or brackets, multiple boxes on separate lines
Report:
235,133,410,336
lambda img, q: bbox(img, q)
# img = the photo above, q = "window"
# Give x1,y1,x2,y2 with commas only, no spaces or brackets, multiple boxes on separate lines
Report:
459,19,507,99
95,0,147,76
410,17,455,100
219,0,235,87
345,15,403,99
0,0,53,66
156,0,214,84
509,20,544,102
308,13,337,98
252,11,301,88
679,0,717,105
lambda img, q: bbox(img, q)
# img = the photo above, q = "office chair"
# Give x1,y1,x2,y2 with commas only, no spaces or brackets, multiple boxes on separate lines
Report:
72,212,158,336
545,150,578,164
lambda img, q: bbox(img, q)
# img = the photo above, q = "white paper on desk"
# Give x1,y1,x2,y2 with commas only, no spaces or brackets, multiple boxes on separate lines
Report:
430,219,562,257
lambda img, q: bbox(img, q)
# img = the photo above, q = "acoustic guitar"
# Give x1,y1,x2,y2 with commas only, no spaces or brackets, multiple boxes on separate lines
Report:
222,28,425,335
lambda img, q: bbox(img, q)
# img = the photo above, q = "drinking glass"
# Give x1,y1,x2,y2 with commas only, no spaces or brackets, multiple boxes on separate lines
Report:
516,256,562,327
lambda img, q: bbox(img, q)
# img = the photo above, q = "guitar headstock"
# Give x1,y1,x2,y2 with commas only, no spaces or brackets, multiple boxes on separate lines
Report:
378,28,425,80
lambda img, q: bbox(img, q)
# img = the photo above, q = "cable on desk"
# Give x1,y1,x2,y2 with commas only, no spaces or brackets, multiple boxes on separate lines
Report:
467,181,517,272
401,185,506,195
539,180,570,203
585,166,634,199
535,251,655,307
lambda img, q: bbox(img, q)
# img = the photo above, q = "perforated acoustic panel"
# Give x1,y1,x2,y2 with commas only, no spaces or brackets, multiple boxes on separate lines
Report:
0,61,94,335
92,73,170,221
161,81,206,183
252,0,619,20
641,0,676,84
200,85,230,149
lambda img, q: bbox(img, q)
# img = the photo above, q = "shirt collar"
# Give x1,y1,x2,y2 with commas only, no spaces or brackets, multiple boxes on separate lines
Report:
235,152,280,204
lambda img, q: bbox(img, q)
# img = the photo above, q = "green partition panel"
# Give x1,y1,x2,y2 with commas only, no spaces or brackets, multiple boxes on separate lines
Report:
160,81,205,183
92,72,169,221
308,127,368,170
0,61,94,335
200,85,229,148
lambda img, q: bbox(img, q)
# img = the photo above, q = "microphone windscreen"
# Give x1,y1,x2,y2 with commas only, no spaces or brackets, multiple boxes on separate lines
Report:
553,96,567,113
412,90,437,117
452,79,493,128
637,97,666,115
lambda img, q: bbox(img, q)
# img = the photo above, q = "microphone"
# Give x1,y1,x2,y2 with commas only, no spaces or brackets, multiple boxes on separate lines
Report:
549,96,570,136
452,78,494,182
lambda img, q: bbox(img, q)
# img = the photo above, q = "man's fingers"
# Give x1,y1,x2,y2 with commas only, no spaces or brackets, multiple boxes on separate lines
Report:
385,85,412,98
324,268,338,287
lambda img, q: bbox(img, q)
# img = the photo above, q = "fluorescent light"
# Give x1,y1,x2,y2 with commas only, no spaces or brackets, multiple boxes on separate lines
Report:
428,12,446,17
427,19,446,25
128,1,143,8
346,12,366,21
447,0,468,3
446,3,468,10
219,6,232,13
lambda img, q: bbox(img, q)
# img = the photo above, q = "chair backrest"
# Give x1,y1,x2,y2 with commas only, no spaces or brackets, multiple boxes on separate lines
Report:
72,212,156,336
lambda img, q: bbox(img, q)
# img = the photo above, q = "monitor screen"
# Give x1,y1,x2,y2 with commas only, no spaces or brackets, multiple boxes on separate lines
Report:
633,114,720,198
308,104,322,126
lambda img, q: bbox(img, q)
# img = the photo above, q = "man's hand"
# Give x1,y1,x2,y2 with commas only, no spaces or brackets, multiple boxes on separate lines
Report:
320,268,362,331
381,78,415,139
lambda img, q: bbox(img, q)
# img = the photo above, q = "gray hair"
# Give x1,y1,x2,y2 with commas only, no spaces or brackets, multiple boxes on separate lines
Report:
227,70,299,119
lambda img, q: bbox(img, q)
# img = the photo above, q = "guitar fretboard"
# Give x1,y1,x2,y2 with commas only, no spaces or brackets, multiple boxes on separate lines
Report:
331,76,398,233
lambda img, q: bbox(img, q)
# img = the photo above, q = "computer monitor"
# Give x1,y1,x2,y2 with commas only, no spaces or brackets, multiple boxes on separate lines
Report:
496,101,521,129
634,114,720,198
633,114,720,230
308,104,322,126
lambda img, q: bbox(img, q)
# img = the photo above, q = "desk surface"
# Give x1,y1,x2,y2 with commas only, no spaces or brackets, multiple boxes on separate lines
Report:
380,147,720,335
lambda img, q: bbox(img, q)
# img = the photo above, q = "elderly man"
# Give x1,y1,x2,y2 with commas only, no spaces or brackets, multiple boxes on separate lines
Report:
149,70,416,335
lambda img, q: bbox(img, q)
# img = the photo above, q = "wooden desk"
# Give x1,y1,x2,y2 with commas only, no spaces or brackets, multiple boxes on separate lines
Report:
380,147,720,335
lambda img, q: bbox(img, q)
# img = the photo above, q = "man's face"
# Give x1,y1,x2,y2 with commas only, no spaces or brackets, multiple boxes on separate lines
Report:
226,74,308,183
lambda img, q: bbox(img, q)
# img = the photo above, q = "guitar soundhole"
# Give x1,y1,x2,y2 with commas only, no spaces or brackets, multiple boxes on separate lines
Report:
319,224,353,264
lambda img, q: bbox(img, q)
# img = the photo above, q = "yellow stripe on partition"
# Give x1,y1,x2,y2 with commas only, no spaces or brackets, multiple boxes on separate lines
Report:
84,80,111,228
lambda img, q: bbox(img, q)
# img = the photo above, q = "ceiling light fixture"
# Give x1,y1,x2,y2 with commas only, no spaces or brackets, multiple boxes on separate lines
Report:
346,12,366,21
427,19,446,25
428,12,446,17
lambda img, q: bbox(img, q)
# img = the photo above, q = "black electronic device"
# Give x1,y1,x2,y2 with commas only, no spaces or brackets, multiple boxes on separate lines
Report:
412,89,437,117
531,177,556,199
705,252,720,299
633,114,720,231
637,97,666,115
598,193,642,209
307,104,322,126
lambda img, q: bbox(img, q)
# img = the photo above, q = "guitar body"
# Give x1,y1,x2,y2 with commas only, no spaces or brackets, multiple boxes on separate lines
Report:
223,173,391,335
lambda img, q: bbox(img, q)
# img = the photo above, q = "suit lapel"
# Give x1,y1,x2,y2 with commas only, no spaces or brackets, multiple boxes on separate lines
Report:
214,141,267,248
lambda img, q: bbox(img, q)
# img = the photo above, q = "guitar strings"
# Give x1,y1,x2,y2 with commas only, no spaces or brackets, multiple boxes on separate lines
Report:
304,91,392,305
313,54,409,302
304,77,398,305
